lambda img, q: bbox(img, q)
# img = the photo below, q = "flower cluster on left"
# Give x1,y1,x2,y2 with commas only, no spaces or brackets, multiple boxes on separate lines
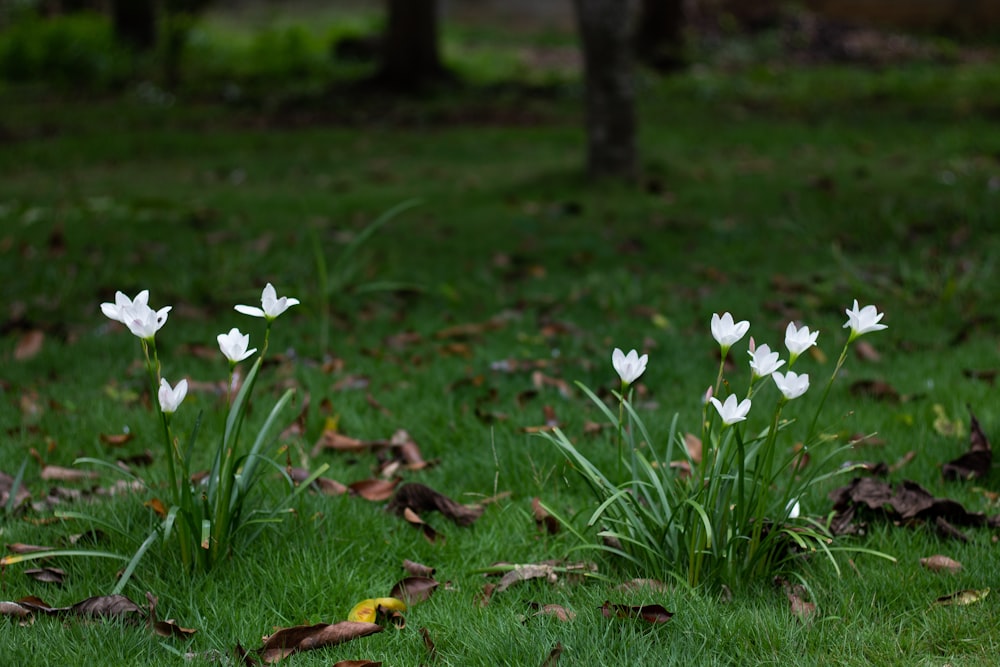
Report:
95,283,303,578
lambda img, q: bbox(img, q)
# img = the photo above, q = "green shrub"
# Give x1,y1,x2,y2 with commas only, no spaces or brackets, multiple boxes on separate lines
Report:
0,12,131,87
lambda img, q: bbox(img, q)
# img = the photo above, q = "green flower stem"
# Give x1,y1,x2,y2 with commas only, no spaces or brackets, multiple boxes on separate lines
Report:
143,338,179,506
616,380,626,480
748,398,786,563
804,340,851,447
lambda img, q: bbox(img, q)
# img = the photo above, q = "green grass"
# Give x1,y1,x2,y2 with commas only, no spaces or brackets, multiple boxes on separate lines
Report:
3,12,1000,665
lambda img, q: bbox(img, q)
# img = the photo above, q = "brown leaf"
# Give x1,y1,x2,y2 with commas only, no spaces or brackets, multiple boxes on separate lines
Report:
99,432,134,447
829,478,1000,537
69,594,144,621
529,603,576,622
259,621,382,663
153,619,199,638
0,470,31,509
0,600,33,618
943,409,992,481
14,330,44,361
24,567,65,585
145,497,168,519
920,554,963,573
386,483,483,526
540,642,563,667
333,661,382,667
350,478,400,502
849,379,899,402
287,468,348,496
390,576,439,605
419,626,436,661
532,497,559,535
787,592,817,622
496,564,560,593
853,340,881,362
684,433,702,464
311,430,368,457
889,450,917,474
40,466,98,482
600,601,673,624
401,507,440,543
6,543,57,554
402,559,435,578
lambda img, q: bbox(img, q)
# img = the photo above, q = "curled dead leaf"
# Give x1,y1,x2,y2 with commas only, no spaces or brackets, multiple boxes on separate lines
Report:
387,483,483,526
920,555,963,573
40,466,98,482
402,559,435,578
390,576,438,605
350,478,400,502
14,330,45,361
532,497,559,535
600,601,673,624
259,621,382,663
528,602,576,622
934,588,990,606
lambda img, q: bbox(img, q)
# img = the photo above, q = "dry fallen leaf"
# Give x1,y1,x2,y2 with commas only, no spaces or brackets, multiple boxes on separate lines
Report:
390,576,439,605
942,409,992,481
920,555,963,573
532,497,559,535
402,559,435,578
600,601,673,624
40,466,98,482
528,602,576,622
350,478,400,502
386,483,483,526
24,567,65,585
14,330,45,361
259,621,382,663
934,588,990,606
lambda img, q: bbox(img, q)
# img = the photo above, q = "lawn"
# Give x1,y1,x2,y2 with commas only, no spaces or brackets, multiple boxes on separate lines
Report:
2,8,1000,666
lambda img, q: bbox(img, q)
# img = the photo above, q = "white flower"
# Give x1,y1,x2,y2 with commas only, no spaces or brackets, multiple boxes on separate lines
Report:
843,299,887,339
158,378,188,414
709,394,751,425
121,302,171,340
217,328,257,363
612,347,648,385
772,370,810,400
784,322,819,359
100,290,149,324
787,499,801,519
711,312,750,349
748,343,785,378
235,283,300,321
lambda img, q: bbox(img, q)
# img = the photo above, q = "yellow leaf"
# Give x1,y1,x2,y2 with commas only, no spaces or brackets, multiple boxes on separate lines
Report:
347,597,406,623
348,599,377,623
934,588,989,606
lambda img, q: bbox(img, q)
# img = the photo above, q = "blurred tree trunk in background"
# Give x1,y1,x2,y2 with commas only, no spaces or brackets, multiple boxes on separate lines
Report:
111,0,157,52
375,0,450,90
573,0,638,181
635,0,687,72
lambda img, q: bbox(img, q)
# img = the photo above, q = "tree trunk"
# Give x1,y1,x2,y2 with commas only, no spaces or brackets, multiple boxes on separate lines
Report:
111,0,158,52
376,0,449,90
573,0,638,181
635,0,687,72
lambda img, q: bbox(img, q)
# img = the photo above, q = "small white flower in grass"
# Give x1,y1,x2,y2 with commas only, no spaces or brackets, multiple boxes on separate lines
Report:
158,378,188,414
772,370,810,400
121,303,171,341
611,348,648,385
709,394,751,425
100,290,149,324
217,328,256,364
235,283,300,321
787,499,801,519
843,299,887,341
784,322,819,363
711,312,750,350
748,343,784,379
